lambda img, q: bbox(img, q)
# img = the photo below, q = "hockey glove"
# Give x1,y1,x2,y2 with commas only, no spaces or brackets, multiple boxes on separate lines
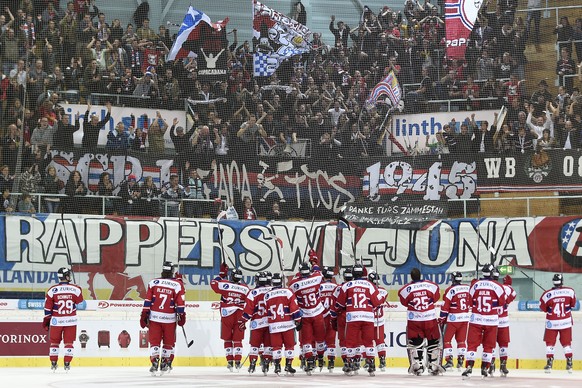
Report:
219,262,229,278
140,310,150,329
295,319,303,332
42,315,51,331
177,312,186,326
330,318,338,331
238,319,247,332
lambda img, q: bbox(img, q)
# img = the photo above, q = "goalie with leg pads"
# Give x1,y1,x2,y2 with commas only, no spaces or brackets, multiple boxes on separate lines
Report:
398,268,442,376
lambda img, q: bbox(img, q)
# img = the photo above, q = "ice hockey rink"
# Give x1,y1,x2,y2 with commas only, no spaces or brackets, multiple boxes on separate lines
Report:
5,367,582,388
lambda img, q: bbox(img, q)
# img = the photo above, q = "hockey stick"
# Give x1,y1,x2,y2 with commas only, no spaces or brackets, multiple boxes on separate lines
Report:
60,208,77,284
181,324,194,348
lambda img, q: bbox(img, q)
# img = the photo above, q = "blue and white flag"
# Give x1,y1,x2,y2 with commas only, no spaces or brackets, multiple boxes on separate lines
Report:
252,0,311,77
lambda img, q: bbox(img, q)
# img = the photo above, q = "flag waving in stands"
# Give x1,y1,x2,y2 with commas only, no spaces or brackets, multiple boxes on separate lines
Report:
252,0,312,77
365,70,402,110
167,6,229,62
445,0,482,60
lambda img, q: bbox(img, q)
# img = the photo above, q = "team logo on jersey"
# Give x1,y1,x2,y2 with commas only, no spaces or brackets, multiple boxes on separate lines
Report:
221,308,229,317
470,313,475,322
449,314,456,322
293,283,299,290
153,280,160,284
546,321,553,329
450,289,456,295
251,321,258,329
223,284,230,289
51,317,57,325
346,313,352,321
347,282,353,287
406,286,411,293
252,290,257,296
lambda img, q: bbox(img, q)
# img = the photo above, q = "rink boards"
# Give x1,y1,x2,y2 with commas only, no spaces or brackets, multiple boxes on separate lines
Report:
0,301,580,370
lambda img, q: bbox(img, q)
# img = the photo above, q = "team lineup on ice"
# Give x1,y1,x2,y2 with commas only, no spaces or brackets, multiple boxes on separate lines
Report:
42,255,578,384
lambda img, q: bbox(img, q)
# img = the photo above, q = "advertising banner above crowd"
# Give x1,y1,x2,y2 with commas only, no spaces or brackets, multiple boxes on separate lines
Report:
0,215,581,299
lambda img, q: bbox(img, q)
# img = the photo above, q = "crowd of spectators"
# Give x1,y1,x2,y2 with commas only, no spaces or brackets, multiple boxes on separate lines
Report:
0,0,580,218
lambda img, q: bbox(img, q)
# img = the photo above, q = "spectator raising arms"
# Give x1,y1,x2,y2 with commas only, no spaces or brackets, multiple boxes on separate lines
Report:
81,101,112,149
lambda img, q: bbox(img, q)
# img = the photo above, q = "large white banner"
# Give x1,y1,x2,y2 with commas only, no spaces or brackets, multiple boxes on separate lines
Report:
61,104,188,148
388,109,498,154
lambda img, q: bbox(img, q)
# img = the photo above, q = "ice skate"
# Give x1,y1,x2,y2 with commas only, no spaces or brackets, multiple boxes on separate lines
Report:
235,361,241,372
227,360,234,372
299,356,306,371
274,361,282,376
318,355,325,371
481,364,489,378
50,361,57,372
461,365,472,379
456,355,464,371
327,358,335,373
64,362,70,372
443,357,454,370
567,357,573,373
149,358,159,376
366,359,376,377
500,360,509,377
285,360,296,376
409,361,424,376
248,360,256,374
429,362,445,375
160,359,171,375
305,357,315,375
261,359,270,376
488,361,495,376
543,357,553,373
343,361,354,376
353,357,361,375
379,356,386,372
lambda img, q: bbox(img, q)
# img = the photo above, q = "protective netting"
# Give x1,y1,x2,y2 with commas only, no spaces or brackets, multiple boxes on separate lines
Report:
0,1,581,301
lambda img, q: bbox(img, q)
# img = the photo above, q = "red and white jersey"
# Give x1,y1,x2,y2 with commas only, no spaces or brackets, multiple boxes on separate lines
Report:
540,286,577,330
211,277,250,317
242,285,272,330
143,277,186,324
288,271,324,318
335,279,383,323
374,286,389,327
320,281,339,317
441,283,471,323
264,287,301,333
468,279,506,326
44,282,84,326
498,284,517,328
398,280,440,322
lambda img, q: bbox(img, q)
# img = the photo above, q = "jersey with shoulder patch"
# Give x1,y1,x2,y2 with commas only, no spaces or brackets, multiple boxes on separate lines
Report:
398,280,440,321
335,279,382,322
468,279,506,326
540,286,577,330
44,282,84,326
210,277,250,317
441,283,471,322
320,282,339,317
143,277,186,323
498,284,517,327
242,285,272,330
264,287,301,333
288,271,324,317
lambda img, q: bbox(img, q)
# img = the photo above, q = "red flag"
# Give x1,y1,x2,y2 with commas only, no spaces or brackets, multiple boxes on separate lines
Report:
445,0,481,60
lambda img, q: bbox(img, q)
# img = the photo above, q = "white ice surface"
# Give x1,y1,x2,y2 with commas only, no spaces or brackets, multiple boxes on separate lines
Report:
5,366,582,388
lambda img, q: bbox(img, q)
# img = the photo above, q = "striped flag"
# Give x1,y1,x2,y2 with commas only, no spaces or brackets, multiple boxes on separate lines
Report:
365,70,402,110
167,7,228,61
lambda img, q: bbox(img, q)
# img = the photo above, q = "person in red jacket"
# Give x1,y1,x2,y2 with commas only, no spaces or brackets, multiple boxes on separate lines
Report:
332,264,383,376
399,267,443,376
43,267,84,372
140,261,186,375
489,269,517,376
439,271,471,371
211,263,250,371
264,273,303,375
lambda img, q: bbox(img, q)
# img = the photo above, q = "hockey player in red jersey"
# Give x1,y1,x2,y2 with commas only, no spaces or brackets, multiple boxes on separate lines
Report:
439,271,471,371
461,264,507,378
540,273,577,373
368,270,389,371
398,267,443,376
140,261,186,375
489,269,517,376
288,251,325,374
43,267,84,372
320,266,338,372
264,273,303,375
211,263,250,371
238,271,272,374
332,263,383,376
331,267,353,371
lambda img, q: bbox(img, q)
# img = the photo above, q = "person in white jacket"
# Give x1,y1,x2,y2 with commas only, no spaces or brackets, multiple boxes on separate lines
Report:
526,102,554,147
